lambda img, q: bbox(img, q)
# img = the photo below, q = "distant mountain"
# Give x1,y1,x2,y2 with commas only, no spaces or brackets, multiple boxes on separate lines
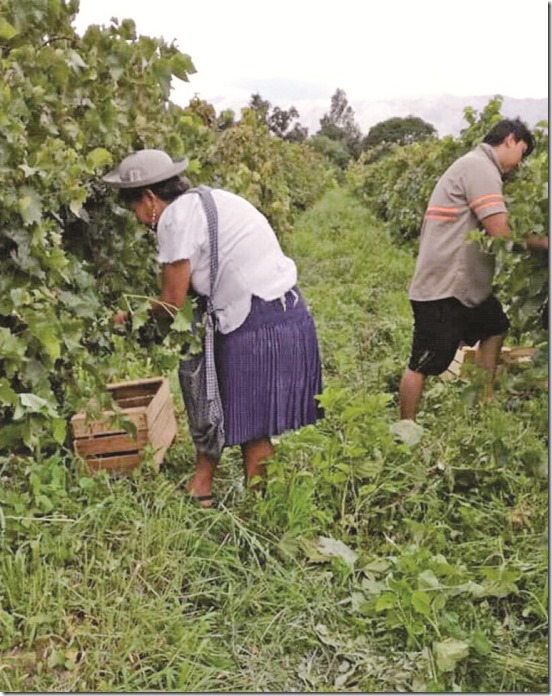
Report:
198,89,548,137
344,95,549,137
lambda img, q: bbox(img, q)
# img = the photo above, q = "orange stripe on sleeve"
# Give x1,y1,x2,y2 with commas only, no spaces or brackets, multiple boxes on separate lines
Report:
470,193,504,208
473,201,507,214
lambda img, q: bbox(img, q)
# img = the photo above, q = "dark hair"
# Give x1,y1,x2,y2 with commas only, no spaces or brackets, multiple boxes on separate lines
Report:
483,118,535,158
118,175,192,206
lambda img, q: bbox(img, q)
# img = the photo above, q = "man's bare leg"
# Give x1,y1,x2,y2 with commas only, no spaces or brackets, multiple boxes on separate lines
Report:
399,368,426,421
475,334,504,402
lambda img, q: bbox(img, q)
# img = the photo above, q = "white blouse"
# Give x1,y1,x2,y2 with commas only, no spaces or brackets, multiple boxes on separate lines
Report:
156,188,297,334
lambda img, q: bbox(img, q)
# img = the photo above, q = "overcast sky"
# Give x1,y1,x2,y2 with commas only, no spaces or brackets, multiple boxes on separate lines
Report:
73,0,549,109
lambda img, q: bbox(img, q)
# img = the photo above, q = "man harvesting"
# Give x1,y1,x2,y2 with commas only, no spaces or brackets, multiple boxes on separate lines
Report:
399,118,548,421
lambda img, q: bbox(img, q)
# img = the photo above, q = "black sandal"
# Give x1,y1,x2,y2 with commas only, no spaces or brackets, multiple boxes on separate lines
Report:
186,491,216,509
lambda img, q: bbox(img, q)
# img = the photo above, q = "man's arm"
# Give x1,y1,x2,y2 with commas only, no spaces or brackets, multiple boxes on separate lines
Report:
481,212,509,238
481,213,548,251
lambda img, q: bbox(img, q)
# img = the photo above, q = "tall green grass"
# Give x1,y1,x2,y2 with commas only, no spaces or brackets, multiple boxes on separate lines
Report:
0,188,547,692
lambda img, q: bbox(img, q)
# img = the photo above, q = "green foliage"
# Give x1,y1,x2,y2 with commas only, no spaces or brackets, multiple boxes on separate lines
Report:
362,115,437,150
495,124,549,340
0,188,547,692
246,92,308,141
317,88,362,163
0,1,335,459
203,108,334,232
0,0,202,453
309,133,352,173
0,6,545,692
0,189,548,693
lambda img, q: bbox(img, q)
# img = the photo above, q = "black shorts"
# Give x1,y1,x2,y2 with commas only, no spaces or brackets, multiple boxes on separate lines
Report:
408,296,510,376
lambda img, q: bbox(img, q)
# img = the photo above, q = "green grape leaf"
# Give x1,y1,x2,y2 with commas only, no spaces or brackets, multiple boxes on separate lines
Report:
67,49,88,70
0,378,18,406
0,17,17,40
0,328,27,362
52,418,67,445
31,323,61,361
470,628,492,656
411,590,431,616
171,52,196,81
171,302,193,332
86,147,112,170
18,187,43,226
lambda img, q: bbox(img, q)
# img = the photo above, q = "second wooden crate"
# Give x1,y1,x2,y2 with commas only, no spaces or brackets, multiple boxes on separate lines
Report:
441,345,537,381
71,376,177,473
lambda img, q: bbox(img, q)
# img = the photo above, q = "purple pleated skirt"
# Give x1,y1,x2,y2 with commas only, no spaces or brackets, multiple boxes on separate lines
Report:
214,287,324,446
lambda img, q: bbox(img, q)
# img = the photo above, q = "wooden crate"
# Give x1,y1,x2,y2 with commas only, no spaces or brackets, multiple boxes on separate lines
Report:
71,377,177,473
441,345,537,381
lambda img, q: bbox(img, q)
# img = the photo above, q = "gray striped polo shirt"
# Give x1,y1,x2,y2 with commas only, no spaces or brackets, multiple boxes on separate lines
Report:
408,143,507,307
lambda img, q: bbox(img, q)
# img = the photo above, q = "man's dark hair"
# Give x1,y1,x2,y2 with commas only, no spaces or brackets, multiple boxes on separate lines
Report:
118,175,192,206
483,118,535,158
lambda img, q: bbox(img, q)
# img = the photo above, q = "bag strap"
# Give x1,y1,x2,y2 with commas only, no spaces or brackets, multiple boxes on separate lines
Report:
185,185,220,406
187,185,218,313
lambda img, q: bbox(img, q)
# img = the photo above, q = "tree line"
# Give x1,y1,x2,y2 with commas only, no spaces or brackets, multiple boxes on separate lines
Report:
190,87,437,171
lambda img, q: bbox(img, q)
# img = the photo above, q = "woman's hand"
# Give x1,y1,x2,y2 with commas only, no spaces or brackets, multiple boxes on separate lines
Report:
113,310,130,326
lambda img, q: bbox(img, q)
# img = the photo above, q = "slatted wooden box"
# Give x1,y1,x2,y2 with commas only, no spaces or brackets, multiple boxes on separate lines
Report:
441,345,537,381
71,377,177,473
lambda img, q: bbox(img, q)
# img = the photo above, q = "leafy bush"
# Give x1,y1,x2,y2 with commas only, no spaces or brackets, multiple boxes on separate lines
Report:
202,108,335,234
